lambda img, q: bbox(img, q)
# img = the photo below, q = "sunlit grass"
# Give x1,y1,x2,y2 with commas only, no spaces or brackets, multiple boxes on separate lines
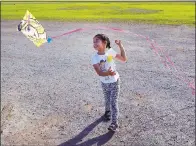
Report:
1,2,195,26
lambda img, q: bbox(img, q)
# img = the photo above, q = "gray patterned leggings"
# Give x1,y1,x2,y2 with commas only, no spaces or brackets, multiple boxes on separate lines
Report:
101,79,120,124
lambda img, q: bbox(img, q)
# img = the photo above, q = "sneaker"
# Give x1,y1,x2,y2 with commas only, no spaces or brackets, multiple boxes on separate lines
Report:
108,123,118,132
104,111,111,121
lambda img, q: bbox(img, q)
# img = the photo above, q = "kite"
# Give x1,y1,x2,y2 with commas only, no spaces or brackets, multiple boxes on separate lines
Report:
17,10,195,95
17,10,47,47
17,10,84,46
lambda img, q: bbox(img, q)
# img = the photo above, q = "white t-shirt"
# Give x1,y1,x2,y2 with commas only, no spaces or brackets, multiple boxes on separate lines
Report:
92,48,119,83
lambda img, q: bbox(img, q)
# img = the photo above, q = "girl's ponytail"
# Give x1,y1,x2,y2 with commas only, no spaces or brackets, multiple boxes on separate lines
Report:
106,37,111,49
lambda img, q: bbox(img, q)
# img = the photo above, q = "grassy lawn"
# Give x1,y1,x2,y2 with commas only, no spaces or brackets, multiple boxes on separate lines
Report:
1,2,195,26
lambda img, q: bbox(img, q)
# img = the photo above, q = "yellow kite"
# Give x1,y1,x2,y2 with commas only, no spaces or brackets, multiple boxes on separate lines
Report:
17,10,47,47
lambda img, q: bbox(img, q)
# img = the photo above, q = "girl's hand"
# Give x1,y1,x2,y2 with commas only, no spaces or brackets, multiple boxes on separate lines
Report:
115,40,122,46
108,67,116,76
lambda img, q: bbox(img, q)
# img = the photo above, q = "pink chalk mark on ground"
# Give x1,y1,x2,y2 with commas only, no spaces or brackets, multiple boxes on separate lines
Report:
188,80,195,95
49,26,195,95
99,26,195,95
105,26,195,95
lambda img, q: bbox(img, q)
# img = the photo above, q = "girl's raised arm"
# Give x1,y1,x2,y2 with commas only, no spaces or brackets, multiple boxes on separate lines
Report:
115,40,127,62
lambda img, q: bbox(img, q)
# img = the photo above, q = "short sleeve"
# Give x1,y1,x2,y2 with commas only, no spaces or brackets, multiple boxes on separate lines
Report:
107,48,117,58
91,55,99,65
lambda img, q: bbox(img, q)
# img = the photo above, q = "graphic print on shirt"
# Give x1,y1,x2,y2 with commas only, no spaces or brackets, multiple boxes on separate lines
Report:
99,59,110,81
100,59,107,72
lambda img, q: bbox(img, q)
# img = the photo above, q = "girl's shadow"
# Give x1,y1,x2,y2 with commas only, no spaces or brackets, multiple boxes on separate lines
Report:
58,116,114,146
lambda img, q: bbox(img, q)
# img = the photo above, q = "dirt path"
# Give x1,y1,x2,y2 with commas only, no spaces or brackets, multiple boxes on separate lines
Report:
1,21,195,146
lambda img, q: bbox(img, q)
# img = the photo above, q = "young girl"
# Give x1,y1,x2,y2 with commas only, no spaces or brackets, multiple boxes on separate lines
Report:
91,34,127,132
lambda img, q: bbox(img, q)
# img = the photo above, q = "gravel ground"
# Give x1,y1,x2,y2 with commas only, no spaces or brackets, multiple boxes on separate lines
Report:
1,21,195,146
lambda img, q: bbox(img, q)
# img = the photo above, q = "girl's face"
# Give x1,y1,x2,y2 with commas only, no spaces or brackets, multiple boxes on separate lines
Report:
93,37,106,51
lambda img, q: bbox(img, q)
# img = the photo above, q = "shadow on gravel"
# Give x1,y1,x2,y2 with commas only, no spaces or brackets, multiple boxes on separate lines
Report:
59,116,114,146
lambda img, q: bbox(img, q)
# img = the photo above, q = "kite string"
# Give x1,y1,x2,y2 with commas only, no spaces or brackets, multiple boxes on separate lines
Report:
49,26,195,95
51,28,84,39
50,27,95,39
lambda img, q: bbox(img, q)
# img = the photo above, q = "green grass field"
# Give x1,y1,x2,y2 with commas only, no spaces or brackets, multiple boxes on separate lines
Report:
1,2,195,26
